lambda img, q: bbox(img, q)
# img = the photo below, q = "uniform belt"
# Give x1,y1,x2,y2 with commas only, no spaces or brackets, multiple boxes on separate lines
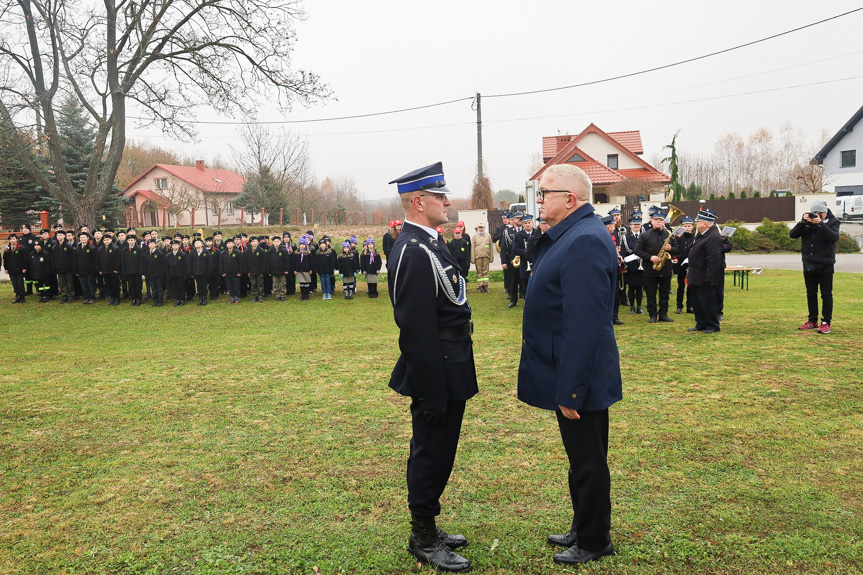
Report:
438,322,472,339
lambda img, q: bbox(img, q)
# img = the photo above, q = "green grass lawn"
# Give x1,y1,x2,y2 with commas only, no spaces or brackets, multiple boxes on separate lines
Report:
1,270,861,574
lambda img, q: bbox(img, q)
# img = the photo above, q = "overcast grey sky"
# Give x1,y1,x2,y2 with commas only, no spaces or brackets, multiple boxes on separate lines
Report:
127,0,863,201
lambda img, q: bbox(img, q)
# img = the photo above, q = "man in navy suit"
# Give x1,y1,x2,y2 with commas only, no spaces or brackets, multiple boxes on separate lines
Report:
387,162,476,573
518,164,622,565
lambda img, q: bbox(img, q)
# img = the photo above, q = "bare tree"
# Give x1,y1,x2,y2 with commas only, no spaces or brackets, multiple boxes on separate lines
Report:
230,123,311,206
0,0,330,227
159,179,203,228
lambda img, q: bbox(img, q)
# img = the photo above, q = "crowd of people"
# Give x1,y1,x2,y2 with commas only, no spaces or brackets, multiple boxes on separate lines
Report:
2,224,385,306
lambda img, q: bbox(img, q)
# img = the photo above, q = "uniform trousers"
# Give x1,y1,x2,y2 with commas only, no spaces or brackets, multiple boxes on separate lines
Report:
272,274,286,298
804,264,833,324
715,272,726,315
194,275,209,299
57,272,75,301
643,275,672,318
79,274,97,300
209,273,221,298
149,277,165,304
126,274,143,301
408,398,466,517
95,272,105,297
474,257,490,286
503,266,517,302
10,273,25,297
104,273,120,300
519,276,530,300
557,408,612,552
691,284,719,331
675,270,690,310
170,277,186,302
225,275,241,298
249,274,263,298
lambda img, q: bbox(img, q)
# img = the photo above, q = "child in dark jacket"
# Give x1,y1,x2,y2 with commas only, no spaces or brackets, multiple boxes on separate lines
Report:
3,234,28,303
292,238,313,300
315,238,336,300
99,235,122,305
29,241,52,302
360,238,383,298
336,241,358,300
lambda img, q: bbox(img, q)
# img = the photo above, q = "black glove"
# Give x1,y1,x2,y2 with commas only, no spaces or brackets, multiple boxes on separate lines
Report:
422,404,448,425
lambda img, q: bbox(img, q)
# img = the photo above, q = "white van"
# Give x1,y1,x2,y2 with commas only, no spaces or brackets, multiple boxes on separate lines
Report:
836,196,863,220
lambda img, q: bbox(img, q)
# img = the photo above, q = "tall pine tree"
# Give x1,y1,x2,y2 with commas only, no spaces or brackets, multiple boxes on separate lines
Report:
0,122,45,228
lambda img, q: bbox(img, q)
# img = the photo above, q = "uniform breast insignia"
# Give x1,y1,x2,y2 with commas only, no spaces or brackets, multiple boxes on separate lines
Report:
451,273,457,284
411,239,417,243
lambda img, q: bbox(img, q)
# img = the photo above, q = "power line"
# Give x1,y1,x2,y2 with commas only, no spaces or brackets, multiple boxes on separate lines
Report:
484,7,863,98
125,8,863,127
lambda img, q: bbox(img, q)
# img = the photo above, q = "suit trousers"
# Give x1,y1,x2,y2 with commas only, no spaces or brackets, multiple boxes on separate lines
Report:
149,277,165,304
170,277,186,301
194,275,209,299
10,273,25,297
804,264,833,324
79,274,96,300
643,275,671,318
104,273,120,300
407,398,466,517
503,266,517,302
557,409,612,552
126,274,143,301
226,275,241,298
691,284,719,331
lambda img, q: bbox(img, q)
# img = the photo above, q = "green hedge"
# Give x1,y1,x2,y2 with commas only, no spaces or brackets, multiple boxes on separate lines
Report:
723,218,860,253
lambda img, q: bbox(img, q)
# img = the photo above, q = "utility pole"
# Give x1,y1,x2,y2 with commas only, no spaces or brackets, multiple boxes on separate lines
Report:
475,92,483,180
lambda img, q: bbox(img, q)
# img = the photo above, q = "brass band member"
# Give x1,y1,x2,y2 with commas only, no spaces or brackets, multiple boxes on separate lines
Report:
634,209,679,323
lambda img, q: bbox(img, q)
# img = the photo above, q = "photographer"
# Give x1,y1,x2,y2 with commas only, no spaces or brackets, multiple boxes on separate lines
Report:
789,200,840,334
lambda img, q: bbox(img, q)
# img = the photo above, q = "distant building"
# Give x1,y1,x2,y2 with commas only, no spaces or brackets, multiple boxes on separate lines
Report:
811,103,863,196
531,124,670,210
124,160,247,227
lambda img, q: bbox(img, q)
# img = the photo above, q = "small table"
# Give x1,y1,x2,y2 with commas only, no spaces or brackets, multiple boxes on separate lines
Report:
725,266,762,290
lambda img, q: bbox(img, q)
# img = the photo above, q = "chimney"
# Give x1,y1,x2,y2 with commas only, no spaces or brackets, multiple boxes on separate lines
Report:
195,160,205,171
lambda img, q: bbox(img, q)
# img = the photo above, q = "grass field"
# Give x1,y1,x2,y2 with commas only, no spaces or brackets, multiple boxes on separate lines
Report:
1,270,861,574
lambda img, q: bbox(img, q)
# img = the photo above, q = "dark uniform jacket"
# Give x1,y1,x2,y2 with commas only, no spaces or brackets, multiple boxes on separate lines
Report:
621,230,643,273
447,237,471,277
382,232,395,257
29,249,52,280
634,226,679,277
52,242,75,274
220,248,243,276
517,204,623,412
188,249,214,277
75,242,99,275
789,210,840,268
166,250,188,278
121,245,145,276
19,232,37,256
244,245,267,275
3,245,27,274
674,231,695,274
336,252,358,277
269,246,292,275
387,222,478,410
315,248,336,275
360,252,382,275
98,243,121,274
292,250,313,273
513,228,541,279
144,249,168,279
686,225,723,286
500,226,518,265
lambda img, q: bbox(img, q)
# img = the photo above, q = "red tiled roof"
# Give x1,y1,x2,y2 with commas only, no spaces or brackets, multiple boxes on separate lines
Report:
617,169,670,184
123,163,245,193
127,189,172,207
531,124,669,187
607,131,643,155
542,135,574,162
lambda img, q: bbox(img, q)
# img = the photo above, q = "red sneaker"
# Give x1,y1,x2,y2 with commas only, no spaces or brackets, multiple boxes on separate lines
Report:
816,322,831,334
797,321,818,330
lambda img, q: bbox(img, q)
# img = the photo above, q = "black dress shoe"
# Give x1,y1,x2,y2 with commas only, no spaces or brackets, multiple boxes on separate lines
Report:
437,527,468,550
553,543,615,564
649,317,657,323
613,318,624,325
676,306,683,314
629,306,636,314
547,529,577,547
636,307,644,314
687,327,702,332
658,316,674,322
507,301,517,308
718,313,724,321
703,328,720,334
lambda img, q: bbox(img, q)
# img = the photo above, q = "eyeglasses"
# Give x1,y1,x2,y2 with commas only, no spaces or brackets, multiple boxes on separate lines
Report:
536,189,572,201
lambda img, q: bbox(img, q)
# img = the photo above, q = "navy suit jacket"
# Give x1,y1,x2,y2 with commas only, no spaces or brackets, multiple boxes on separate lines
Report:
517,204,623,412
387,222,478,409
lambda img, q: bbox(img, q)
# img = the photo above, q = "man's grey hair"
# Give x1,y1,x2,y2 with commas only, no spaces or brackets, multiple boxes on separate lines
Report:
543,164,592,201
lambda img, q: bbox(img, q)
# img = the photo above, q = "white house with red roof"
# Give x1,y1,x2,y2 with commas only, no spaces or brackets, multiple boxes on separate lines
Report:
531,124,670,210
124,160,247,227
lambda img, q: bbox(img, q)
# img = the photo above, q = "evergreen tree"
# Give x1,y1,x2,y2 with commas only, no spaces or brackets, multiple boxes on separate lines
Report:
0,125,45,228
662,131,684,202
235,165,285,224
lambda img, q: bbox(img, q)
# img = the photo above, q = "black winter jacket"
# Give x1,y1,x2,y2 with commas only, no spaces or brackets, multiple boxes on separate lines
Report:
789,210,840,267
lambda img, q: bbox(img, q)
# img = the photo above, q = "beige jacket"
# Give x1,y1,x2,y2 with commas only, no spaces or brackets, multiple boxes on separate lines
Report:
470,231,494,263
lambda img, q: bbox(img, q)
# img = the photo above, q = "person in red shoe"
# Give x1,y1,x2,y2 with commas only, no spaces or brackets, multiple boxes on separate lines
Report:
790,200,839,334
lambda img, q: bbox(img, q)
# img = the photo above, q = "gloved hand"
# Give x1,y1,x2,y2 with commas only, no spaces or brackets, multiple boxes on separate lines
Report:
422,404,448,425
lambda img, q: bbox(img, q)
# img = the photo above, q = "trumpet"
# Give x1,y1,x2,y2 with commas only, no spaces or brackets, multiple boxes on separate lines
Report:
512,255,521,268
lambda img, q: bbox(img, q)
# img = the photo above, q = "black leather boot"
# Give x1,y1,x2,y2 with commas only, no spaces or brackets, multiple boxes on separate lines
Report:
407,516,471,572
547,522,578,547
437,527,468,550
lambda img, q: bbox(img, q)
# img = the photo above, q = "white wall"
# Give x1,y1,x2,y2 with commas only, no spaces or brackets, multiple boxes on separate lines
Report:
793,193,838,221
577,133,642,169
823,125,863,192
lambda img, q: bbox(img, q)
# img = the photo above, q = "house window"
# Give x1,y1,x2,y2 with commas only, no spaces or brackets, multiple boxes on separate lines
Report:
226,202,234,215
841,150,856,168
211,203,218,216
155,177,168,189
567,153,586,163
607,154,619,169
